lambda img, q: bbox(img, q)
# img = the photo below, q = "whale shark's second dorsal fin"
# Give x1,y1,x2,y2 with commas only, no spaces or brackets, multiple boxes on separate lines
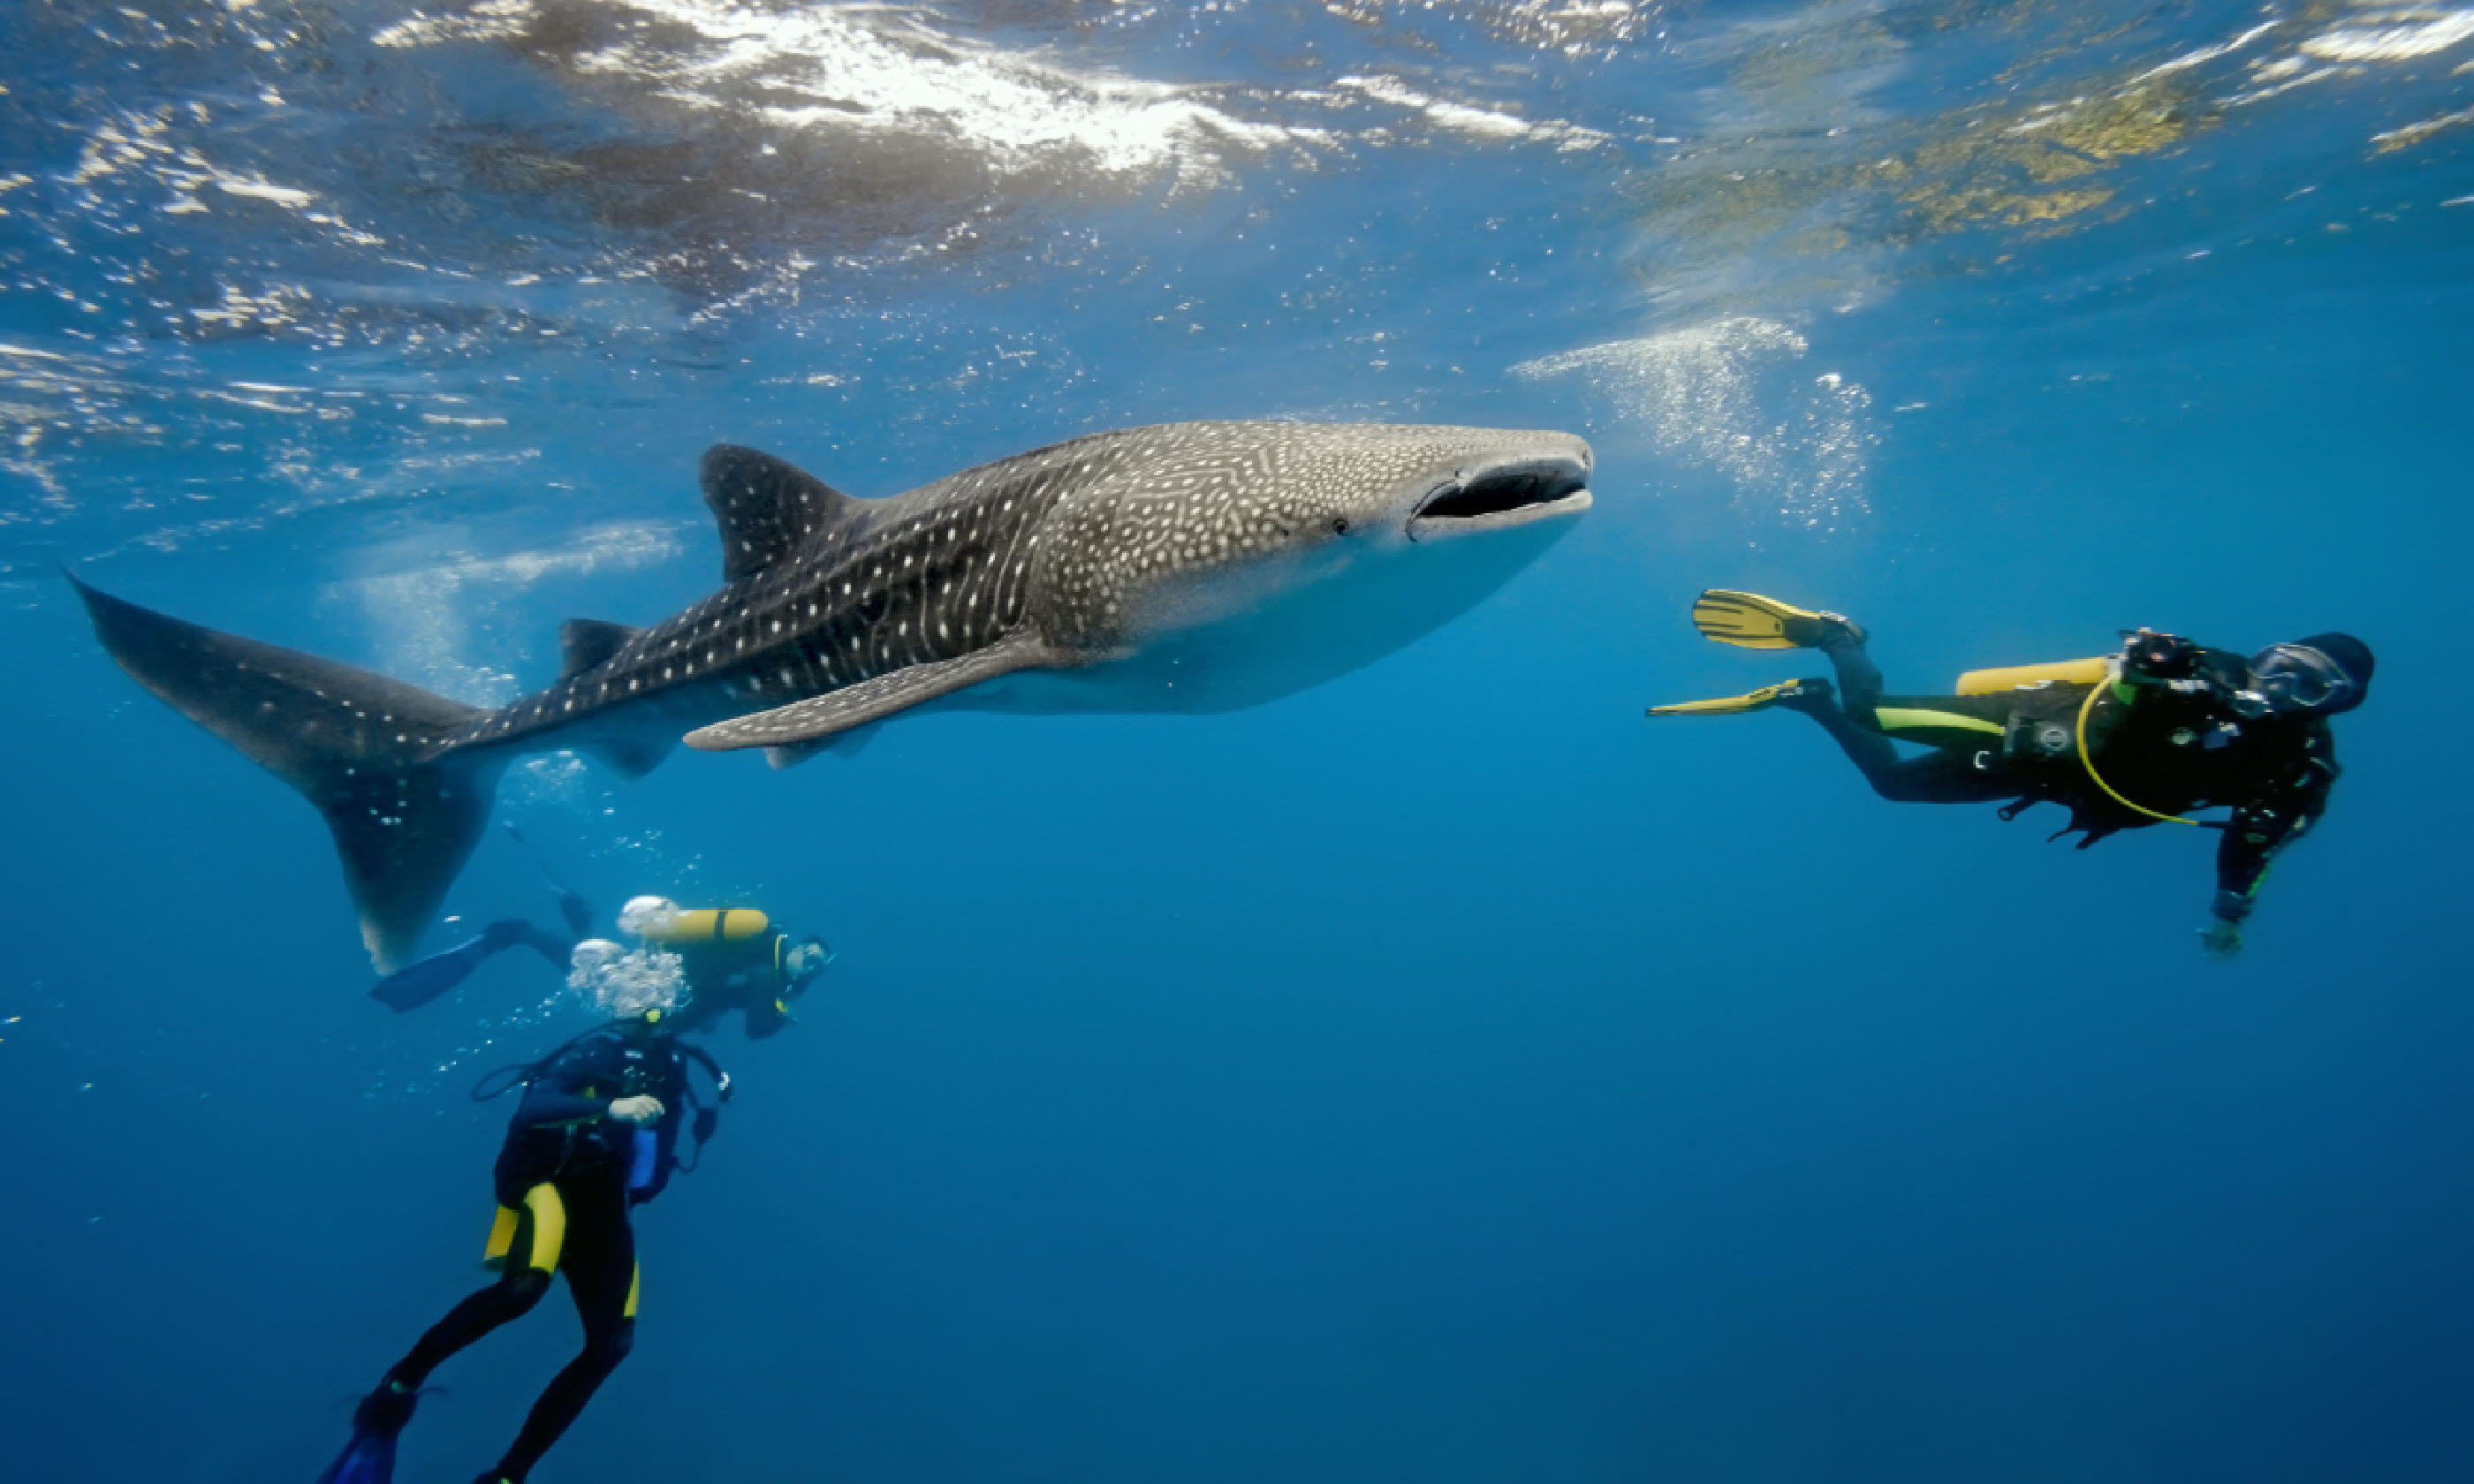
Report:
558,618,642,681
700,444,869,582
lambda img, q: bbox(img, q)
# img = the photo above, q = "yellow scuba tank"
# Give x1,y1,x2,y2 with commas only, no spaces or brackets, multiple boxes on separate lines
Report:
1954,656,2110,695
638,908,770,943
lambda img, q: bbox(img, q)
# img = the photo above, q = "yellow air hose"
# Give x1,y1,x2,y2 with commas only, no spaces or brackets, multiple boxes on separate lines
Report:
2074,675,2198,828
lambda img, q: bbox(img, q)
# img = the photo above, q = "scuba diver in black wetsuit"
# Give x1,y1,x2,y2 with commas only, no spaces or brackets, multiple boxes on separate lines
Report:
1647,591,2373,959
315,950,731,1484
370,861,831,1039
615,895,832,1041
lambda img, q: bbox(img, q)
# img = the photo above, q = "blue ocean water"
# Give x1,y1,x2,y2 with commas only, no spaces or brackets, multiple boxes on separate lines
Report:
4,1,2472,1479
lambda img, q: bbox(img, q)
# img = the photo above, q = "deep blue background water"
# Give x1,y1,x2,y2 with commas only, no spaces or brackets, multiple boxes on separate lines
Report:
5,2,2473,1480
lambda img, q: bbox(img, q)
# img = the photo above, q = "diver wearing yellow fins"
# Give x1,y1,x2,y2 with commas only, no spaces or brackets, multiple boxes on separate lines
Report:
317,940,732,1484
1648,590,2374,958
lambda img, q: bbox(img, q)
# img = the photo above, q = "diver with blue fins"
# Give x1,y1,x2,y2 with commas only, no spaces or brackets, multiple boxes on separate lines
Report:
1647,591,2373,958
318,938,732,1484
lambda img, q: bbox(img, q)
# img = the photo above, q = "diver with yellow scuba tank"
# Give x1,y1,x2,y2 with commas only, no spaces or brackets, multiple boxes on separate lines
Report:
1647,590,2373,958
315,939,732,1484
368,830,831,1037
614,894,832,1041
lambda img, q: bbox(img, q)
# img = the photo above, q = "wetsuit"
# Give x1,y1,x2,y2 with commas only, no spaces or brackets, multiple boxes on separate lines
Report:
1792,629,2338,926
664,929,806,1040
378,1021,713,1483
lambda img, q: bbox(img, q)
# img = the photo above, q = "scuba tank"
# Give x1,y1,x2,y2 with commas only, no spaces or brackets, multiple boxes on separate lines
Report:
637,908,770,943
1955,656,2109,695
1959,632,2230,833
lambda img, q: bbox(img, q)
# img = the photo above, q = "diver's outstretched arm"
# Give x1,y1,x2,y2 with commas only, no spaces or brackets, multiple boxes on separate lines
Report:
2204,733,2340,958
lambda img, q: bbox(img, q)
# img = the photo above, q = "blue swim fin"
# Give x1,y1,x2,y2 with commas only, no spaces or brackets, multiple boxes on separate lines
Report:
313,1429,396,1484
315,1385,417,1484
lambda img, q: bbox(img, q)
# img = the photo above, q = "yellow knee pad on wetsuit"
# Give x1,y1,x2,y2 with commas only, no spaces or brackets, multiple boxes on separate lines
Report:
482,1185,642,1316
482,1184,569,1273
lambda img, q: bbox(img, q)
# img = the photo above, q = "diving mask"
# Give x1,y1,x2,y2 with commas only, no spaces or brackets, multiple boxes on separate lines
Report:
783,936,834,996
2235,643,2355,718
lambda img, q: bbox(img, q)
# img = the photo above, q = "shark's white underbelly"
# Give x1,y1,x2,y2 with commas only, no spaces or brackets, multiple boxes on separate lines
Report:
935,509,1575,718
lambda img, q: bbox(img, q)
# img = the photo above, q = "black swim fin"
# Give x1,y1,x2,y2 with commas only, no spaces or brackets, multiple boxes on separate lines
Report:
368,921,519,1011
369,918,575,1011
315,1385,418,1484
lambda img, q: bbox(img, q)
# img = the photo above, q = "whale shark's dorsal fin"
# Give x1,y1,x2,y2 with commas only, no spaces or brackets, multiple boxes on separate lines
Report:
700,444,869,583
684,633,1063,752
558,618,642,682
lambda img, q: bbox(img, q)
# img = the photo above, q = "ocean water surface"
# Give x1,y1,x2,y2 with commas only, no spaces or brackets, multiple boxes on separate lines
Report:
4,1,2472,1479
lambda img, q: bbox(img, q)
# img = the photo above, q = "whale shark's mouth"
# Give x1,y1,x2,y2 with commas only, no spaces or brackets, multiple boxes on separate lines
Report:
1408,460,1593,540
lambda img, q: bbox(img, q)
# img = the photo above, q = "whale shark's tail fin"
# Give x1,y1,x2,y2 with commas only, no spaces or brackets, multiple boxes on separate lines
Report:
70,575,507,973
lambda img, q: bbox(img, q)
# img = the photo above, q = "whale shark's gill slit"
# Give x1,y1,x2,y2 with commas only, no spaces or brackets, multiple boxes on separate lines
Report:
1415,467,1590,522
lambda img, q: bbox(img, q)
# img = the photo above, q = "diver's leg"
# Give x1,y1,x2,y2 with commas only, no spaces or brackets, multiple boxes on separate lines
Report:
1777,681,1901,777
485,1173,637,1483
1776,686,2022,804
1780,618,1902,775
1814,625,1886,723
1846,747,2022,804
386,1188,565,1389
512,920,575,972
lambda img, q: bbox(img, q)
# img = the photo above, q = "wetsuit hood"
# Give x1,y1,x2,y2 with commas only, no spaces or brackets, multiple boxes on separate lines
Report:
2258,632,2373,716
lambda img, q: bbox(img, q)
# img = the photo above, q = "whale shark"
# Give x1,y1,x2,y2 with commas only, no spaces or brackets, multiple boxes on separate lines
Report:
74,419,1593,971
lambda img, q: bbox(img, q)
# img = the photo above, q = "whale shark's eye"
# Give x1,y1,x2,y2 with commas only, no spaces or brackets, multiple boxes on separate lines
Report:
1332,518,1349,535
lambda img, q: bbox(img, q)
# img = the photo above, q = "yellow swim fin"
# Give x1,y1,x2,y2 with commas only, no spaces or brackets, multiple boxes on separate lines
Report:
1645,680,1825,717
1689,589,1856,650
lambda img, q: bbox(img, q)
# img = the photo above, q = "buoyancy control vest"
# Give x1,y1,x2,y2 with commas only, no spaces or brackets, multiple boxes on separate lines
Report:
474,1020,732,1204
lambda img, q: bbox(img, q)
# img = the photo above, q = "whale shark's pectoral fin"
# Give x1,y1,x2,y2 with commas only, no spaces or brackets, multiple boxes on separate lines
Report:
685,634,1063,753
763,723,879,770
